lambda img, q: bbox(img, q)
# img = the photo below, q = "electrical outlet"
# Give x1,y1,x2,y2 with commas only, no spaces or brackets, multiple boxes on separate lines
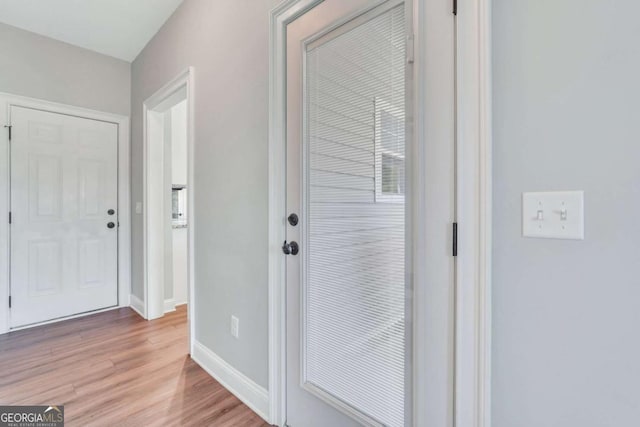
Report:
230,315,239,339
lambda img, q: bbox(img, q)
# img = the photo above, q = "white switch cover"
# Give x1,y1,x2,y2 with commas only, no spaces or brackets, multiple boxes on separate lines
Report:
522,191,584,240
135,202,142,214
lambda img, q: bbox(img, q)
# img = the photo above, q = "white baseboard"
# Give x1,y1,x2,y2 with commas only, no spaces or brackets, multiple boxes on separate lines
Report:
191,340,269,423
130,294,146,319
164,299,176,313
119,292,131,307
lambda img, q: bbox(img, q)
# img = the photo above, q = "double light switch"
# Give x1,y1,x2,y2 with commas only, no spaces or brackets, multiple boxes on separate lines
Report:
522,191,584,240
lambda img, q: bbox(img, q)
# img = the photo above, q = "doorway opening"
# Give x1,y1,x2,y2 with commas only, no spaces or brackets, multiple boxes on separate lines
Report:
142,68,195,353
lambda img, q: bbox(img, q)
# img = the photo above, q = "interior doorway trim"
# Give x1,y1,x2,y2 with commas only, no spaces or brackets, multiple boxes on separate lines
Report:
268,0,492,426
455,0,492,425
142,67,195,354
0,92,131,334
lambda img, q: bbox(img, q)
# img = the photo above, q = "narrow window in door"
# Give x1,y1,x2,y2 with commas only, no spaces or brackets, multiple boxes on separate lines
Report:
375,100,406,201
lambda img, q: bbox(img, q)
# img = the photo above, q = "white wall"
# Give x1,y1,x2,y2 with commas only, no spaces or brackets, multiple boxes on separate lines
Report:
131,0,279,388
0,22,130,115
493,0,640,425
172,227,188,306
162,110,174,303
171,100,188,185
171,100,188,306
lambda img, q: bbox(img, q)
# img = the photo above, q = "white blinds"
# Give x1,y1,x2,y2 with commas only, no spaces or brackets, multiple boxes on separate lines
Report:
304,4,407,426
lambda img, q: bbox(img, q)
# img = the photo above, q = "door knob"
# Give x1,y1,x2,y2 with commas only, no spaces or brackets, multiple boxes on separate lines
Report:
108,209,115,215
287,213,299,226
107,222,115,229
282,240,299,255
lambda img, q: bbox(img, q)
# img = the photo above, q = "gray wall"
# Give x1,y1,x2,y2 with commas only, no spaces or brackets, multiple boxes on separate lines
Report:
0,22,130,115
493,0,640,425
130,0,280,388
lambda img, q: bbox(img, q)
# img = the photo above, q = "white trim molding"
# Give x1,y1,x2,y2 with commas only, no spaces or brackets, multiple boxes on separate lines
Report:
191,340,270,423
455,0,492,426
164,298,176,313
0,92,131,335
142,67,196,355
269,2,320,425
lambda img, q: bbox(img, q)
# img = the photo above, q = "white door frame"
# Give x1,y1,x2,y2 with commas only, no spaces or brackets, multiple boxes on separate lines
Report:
0,92,131,334
268,0,492,425
142,67,196,353
454,1,492,426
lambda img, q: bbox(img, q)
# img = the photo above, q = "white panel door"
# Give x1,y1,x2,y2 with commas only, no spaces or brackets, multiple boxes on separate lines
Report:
286,0,455,426
10,106,118,328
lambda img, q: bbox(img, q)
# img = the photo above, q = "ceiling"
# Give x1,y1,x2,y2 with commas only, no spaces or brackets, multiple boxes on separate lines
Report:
0,0,184,61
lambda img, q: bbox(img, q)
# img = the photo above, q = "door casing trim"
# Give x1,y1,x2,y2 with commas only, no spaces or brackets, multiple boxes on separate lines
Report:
268,0,492,426
0,92,131,334
454,0,492,425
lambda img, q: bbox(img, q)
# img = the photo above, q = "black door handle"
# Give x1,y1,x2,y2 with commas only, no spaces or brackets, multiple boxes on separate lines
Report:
288,213,299,226
108,209,115,215
107,222,115,229
282,240,299,255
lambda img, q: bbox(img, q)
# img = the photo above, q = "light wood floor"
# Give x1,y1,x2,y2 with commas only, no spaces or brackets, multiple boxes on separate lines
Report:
0,306,270,427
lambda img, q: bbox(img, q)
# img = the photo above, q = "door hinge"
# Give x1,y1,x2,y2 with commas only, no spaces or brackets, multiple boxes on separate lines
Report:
4,125,11,141
406,34,414,64
8,296,11,308
452,222,458,257
453,0,457,15
8,212,11,224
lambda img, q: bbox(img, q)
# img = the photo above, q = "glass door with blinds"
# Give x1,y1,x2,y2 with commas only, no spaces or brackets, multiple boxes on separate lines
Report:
285,0,455,426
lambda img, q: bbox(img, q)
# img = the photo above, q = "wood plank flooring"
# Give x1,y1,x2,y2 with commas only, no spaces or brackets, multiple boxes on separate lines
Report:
0,306,270,427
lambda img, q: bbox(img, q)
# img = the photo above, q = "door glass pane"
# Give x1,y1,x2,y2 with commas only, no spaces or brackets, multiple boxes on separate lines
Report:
304,5,406,426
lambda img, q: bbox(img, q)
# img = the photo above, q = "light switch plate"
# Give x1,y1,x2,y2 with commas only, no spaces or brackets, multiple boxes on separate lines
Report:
230,315,239,339
522,191,584,240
